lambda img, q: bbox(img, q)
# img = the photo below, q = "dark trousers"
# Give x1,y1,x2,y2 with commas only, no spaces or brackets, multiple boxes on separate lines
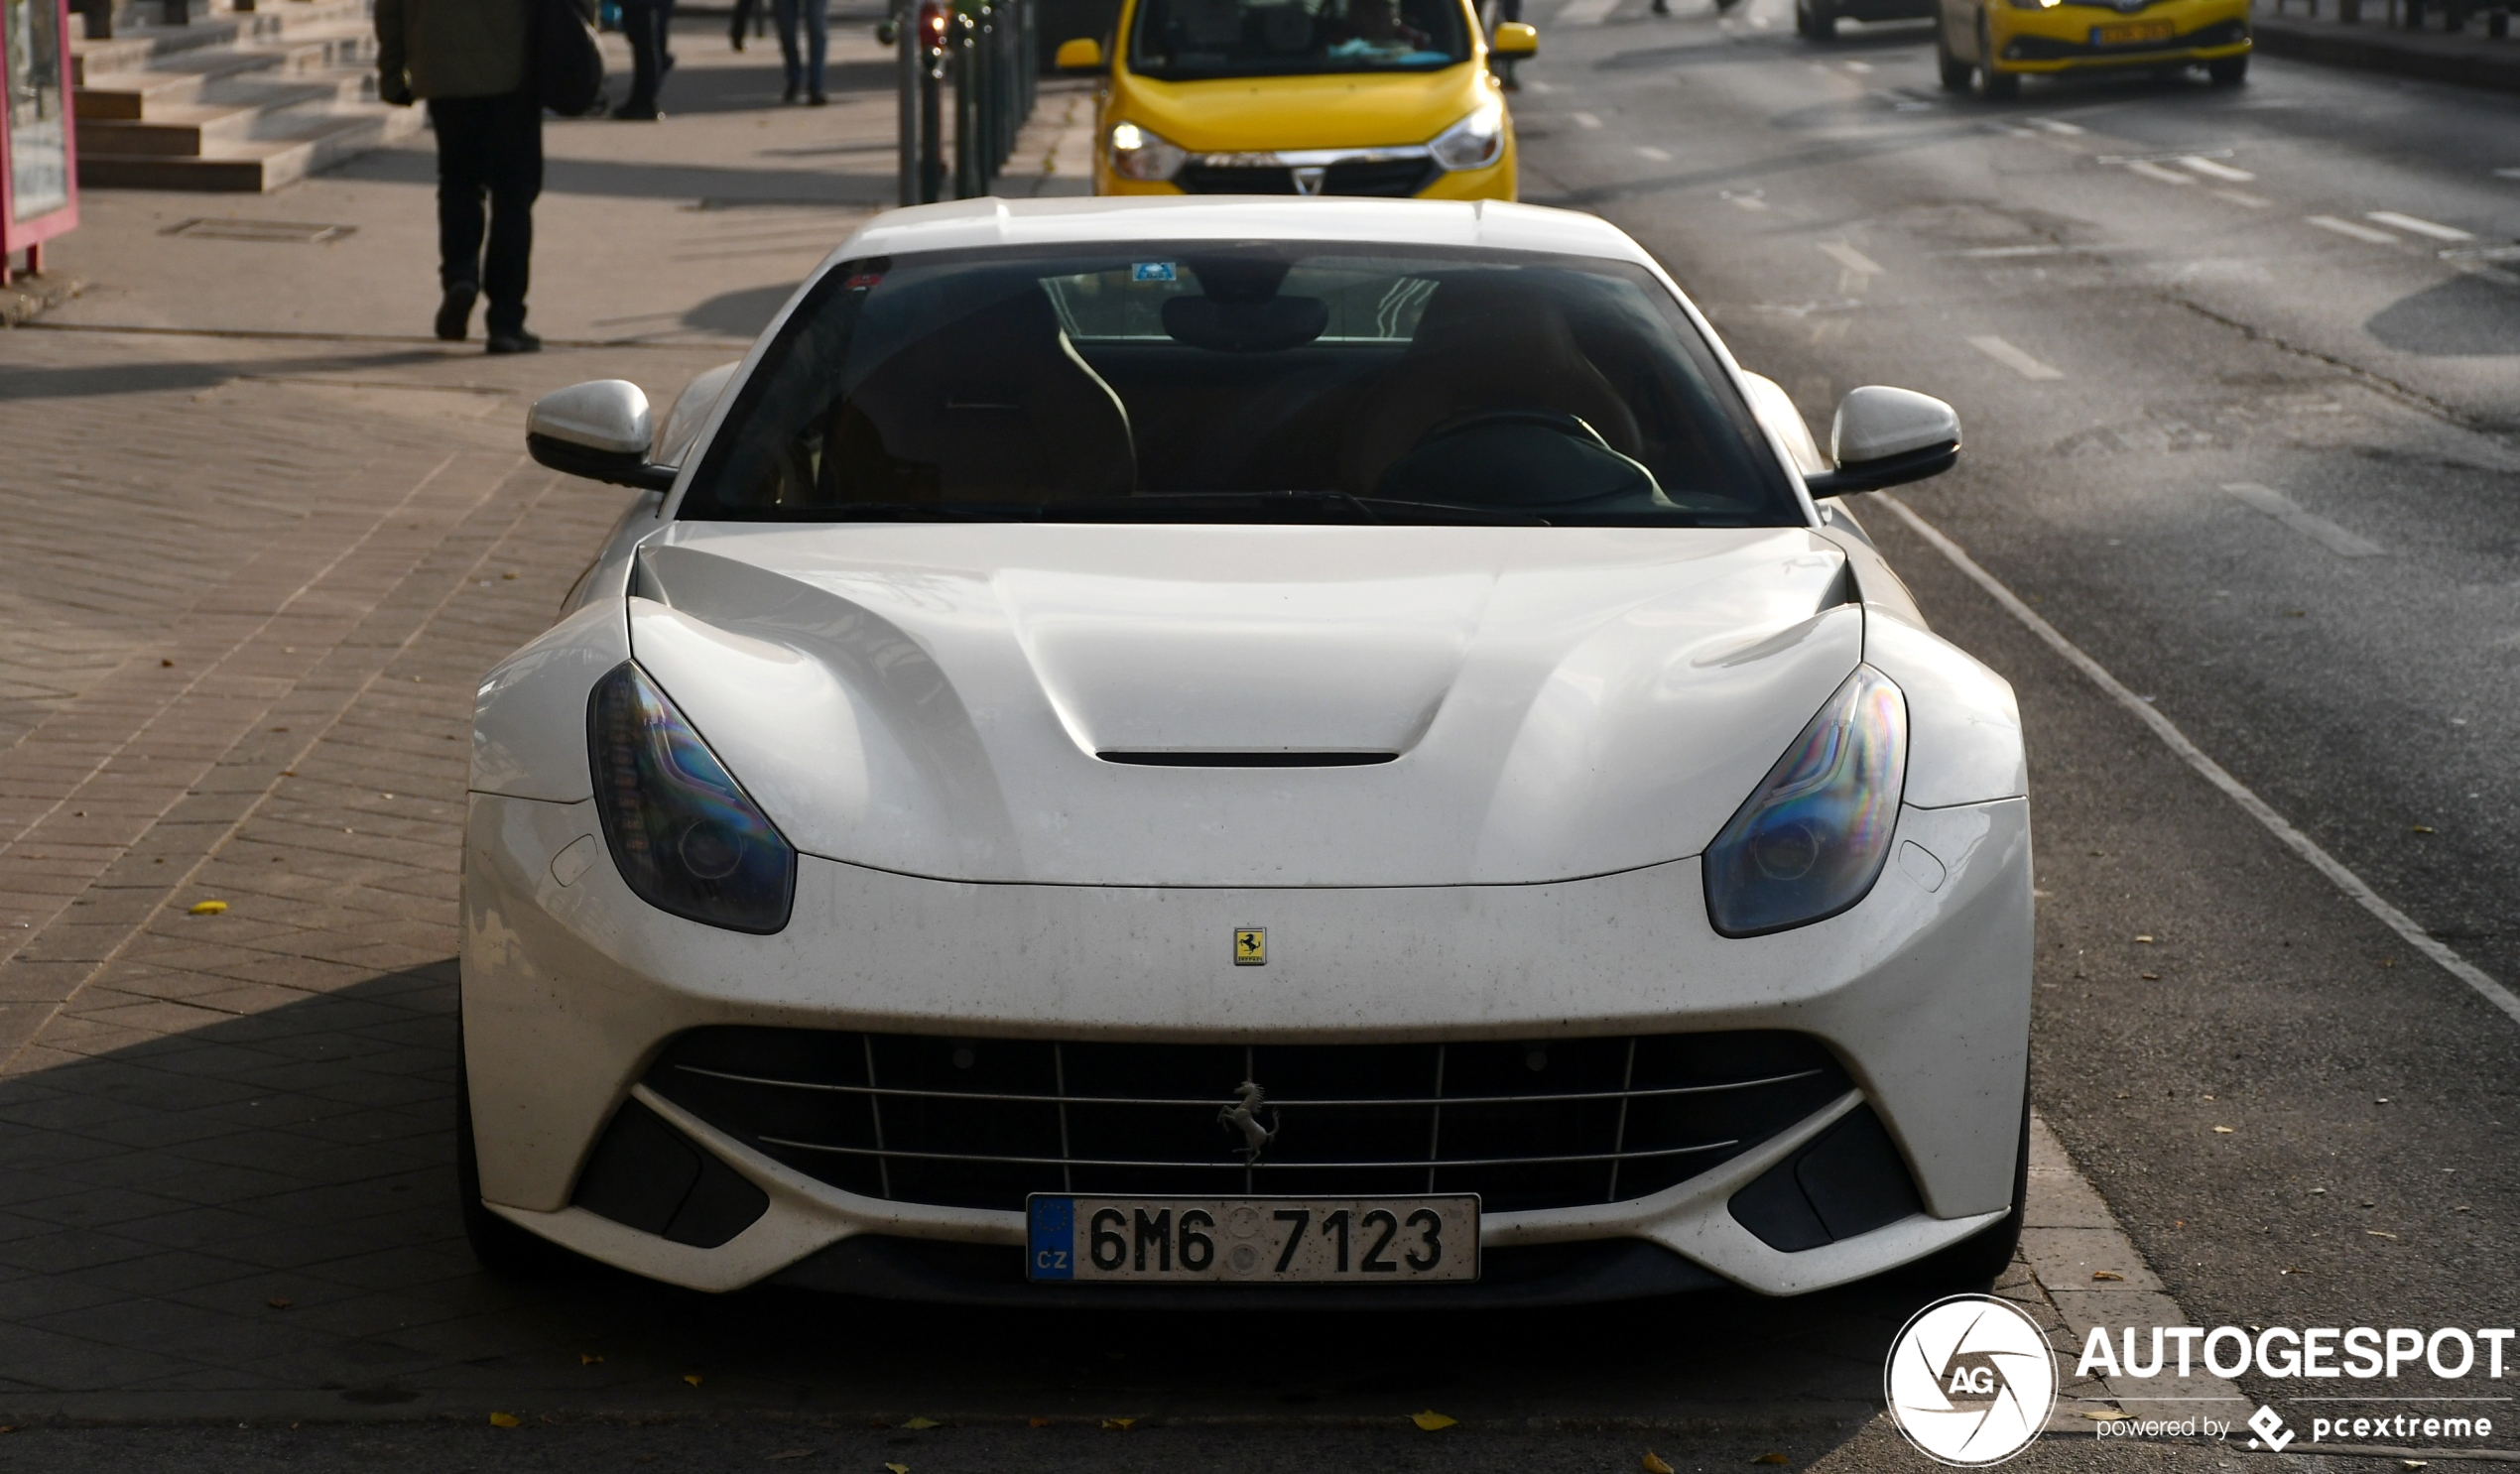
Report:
621,0,676,111
428,92,543,335
775,0,827,93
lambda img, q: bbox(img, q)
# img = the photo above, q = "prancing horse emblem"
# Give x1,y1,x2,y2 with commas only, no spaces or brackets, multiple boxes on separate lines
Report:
1218,1080,1278,1166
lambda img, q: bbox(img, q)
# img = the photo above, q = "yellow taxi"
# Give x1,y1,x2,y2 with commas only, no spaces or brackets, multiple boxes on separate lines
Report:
1934,0,2250,96
1056,0,1535,200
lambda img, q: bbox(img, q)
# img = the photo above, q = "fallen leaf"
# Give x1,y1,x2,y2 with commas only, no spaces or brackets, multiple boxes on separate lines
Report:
1411,1411,1457,1431
2213,1126,2235,1134
488,1412,521,1428
1101,1417,1137,1431
161,659,175,668
1644,1453,1677,1474
2405,1461,2431,1469
764,1452,816,1463
2368,1230,2399,1240
901,1417,942,1430
2140,972,2160,981
2412,825,2435,834
2281,1267,2307,1275
503,571,520,580
684,1374,703,1388
2083,1410,2128,1422
887,1465,910,1474
1752,1455,1791,1466
188,900,228,916
2135,935,2155,943
581,1354,603,1365
2456,1205,2472,1212
2090,1271,2123,1282
1029,1417,1052,1428
266,1297,292,1309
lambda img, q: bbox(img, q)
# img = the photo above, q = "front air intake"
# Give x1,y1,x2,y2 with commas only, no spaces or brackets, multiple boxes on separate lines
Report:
1096,751,1398,768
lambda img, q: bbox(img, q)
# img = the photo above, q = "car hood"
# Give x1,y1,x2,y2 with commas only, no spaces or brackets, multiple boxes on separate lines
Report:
627,524,1860,888
1113,62,1492,153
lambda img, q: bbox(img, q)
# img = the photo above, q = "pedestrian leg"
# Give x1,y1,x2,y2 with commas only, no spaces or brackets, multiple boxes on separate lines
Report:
481,90,545,351
428,96,489,340
614,1,665,116
774,0,804,99
803,0,828,102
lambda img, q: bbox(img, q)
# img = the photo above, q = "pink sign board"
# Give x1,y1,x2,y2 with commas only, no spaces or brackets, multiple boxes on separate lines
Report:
1,0,78,263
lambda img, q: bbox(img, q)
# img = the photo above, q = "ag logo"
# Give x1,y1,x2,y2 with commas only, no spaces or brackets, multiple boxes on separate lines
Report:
1884,1294,2058,1466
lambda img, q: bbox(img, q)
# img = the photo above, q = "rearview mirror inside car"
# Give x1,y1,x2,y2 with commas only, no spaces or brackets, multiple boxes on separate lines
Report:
527,380,679,491
1491,21,1538,56
1804,385,1959,496
1056,37,1104,70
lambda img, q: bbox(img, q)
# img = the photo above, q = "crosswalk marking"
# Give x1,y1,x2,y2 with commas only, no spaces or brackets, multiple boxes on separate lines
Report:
2365,209,2471,241
2306,214,2400,244
2126,160,2197,186
2177,155,2255,182
1966,334,2064,381
1556,0,1620,23
1570,110,1603,129
1635,145,1674,162
2221,482,2386,558
1817,241,1884,275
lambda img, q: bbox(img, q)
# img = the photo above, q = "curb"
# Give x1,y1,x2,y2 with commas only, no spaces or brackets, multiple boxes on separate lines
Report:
0,273,85,328
2253,15,2520,94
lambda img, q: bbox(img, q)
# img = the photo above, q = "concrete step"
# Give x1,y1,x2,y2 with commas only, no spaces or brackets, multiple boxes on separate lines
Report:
77,98,422,190
69,0,368,79
76,27,375,117
76,73,372,155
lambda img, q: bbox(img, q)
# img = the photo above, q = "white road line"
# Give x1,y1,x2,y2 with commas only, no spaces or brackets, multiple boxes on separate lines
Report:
2366,209,2473,241
2221,481,2387,557
1570,110,1604,130
2214,189,2272,208
1955,244,2066,258
1525,78,1558,92
1555,0,1620,23
1875,494,2520,1032
2177,155,2255,182
1817,241,1884,275
2306,213,2400,244
1721,189,1769,211
2126,160,2198,186
2496,167,2520,180
1843,60,1874,72
1966,334,2065,380
1635,145,1674,162
2026,116,2085,135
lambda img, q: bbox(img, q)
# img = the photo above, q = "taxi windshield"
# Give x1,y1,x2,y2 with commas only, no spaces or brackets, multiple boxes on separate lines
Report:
679,241,1800,528
1127,0,1470,78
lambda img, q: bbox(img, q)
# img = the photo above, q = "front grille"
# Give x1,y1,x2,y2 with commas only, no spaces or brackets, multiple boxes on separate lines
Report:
2004,17,2245,56
1175,159,1440,197
645,1028,1851,1214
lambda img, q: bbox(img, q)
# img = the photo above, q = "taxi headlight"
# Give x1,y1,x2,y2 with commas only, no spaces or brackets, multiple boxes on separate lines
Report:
1703,667,1907,937
1428,101,1506,172
2006,0,2063,11
588,662,797,933
1109,121,1189,181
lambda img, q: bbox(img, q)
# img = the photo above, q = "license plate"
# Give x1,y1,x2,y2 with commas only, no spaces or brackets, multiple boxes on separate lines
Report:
1026,1195,1480,1284
2092,19,2176,43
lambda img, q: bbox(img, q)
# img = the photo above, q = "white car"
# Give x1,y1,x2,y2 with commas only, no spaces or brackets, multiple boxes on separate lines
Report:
463,196,2032,1306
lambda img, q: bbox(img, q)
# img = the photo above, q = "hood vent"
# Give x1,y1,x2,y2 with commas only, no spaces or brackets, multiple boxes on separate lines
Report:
1097,751,1398,768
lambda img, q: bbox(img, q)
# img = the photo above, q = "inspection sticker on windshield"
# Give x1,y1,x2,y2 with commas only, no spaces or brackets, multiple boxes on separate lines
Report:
1027,1195,1479,1284
1131,262,1177,282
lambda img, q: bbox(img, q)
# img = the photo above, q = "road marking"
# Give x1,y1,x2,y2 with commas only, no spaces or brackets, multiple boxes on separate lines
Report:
1721,189,1769,211
1635,145,1674,162
1953,243,2067,258
2126,160,2198,186
1817,241,1884,275
2215,189,2272,208
1843,59,1874,72
2177,155,2254,182
1966,334,2064,380
2306,214,2400,244
2220,482,2386,557
1525,78,1558,92
1876,495,2520,1032
2496,166,2520,180
1556,0,1620,23
1570,110,1604,129
2366,209,2472,241
2026,116,2085,134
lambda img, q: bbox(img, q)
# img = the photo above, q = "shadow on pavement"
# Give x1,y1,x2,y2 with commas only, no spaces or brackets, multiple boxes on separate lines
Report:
2364,273,2520,357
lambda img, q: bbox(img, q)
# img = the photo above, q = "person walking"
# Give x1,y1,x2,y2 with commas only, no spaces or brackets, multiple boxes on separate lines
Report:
376,0,578,354
613,0,677,117
774,0,828,103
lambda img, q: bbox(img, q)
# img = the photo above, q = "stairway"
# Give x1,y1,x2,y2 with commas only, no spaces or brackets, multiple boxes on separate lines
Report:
72,0,425,191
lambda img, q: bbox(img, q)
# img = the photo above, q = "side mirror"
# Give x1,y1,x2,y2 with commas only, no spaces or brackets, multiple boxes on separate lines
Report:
1055,36,1103,70
1491,20,1538,55
527,380,678,491
1804,386,1959,496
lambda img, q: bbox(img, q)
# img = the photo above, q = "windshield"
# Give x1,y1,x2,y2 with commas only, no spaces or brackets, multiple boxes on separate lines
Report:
679,241,1801,528
1126,0,1470,79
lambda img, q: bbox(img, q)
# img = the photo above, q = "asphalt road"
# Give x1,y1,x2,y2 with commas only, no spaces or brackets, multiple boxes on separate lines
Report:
1509,0,2520,1402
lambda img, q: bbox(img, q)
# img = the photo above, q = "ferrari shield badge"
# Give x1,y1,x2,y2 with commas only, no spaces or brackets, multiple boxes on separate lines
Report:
1233,927,1266,966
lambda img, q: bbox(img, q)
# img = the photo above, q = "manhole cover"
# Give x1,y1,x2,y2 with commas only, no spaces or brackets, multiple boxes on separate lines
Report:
162,218,357,244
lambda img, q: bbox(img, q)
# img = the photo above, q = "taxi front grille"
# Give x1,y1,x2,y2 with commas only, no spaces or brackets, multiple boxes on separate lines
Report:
642,1028,1851,1213
1175,159,1440,197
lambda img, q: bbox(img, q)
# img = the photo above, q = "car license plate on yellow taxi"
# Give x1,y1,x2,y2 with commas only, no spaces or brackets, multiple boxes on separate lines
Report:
2092,19,2177,43
1027,1195,1480,1284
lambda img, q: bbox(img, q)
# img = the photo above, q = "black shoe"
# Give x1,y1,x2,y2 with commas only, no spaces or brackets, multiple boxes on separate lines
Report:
808,90,826,105
435,284,477,341
783,80,801,102
728,22,744,48
611,103,662,119
485,329,543,355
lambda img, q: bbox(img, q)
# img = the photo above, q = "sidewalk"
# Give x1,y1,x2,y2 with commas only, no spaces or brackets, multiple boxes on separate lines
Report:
32,16,1091,344
2254,2,2520,95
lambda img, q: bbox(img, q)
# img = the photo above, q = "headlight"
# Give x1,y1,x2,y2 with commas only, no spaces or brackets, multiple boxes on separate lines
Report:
588,661,797,933
1703,667,1906,937
2006,0,2061,11
1108,121,1188,182
1428,101,1506,172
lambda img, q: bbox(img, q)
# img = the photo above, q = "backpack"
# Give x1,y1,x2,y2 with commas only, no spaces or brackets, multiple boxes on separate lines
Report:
535,0,605,115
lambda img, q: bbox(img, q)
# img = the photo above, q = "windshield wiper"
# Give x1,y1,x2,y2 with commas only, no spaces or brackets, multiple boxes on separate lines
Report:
1118,491,1555,527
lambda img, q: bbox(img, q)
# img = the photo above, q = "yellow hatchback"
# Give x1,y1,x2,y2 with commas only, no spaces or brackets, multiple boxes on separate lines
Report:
1935,0,2250,96
1058,0,1535,200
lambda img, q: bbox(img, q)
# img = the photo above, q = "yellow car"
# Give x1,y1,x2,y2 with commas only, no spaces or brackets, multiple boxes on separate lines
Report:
1934,0,2250,96
1056,0,1536,200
